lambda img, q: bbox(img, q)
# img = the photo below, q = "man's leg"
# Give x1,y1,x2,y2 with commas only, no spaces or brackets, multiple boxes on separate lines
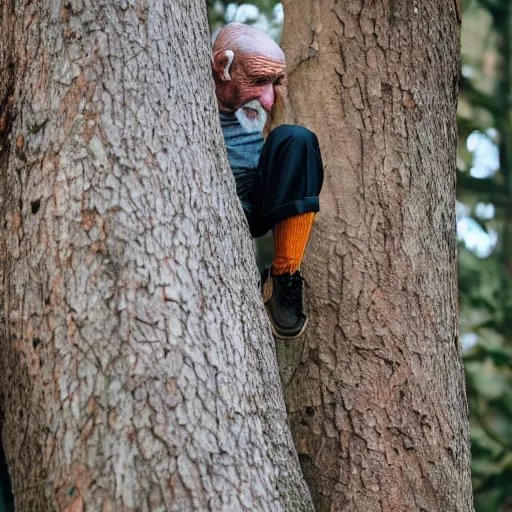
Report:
272,212,315,275
252,125,324,338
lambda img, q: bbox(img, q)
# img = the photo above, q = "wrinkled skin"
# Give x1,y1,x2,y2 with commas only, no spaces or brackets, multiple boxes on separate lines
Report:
212,23,287,116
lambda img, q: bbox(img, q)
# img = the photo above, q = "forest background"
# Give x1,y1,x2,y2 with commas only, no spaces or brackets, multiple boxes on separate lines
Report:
1,0,511,510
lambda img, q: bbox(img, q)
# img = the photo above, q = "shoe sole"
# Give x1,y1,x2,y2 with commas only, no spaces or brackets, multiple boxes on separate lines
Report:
270,316,308,340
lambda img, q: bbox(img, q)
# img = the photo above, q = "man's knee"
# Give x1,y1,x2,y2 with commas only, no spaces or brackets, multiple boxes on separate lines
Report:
268,124,318,147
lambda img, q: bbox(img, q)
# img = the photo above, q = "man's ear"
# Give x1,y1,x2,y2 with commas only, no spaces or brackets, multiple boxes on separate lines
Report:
213,50,235,82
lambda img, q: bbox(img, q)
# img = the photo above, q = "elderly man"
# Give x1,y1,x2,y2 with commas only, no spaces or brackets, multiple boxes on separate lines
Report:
213,23,324,339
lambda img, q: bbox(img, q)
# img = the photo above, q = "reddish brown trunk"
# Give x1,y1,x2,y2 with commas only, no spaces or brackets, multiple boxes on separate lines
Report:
278,0,474,510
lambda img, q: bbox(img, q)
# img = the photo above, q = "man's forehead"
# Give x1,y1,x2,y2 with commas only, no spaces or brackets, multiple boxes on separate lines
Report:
241,53,286,75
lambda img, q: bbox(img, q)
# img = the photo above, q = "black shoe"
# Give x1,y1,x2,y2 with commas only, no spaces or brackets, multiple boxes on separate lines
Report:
261,268,308,340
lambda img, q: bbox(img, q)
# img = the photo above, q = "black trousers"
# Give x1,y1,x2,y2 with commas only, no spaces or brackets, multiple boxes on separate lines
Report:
238,125,324,238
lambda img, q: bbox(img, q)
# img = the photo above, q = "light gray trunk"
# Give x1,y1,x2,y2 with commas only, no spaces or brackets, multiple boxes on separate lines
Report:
0,1,312,510
277,0,474,510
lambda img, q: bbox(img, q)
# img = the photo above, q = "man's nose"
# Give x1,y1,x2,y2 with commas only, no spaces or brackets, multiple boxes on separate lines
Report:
258,85,275,112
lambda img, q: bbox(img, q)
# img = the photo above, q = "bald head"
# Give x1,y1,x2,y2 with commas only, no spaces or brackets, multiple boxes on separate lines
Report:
213,22,285,63
212,23,286,114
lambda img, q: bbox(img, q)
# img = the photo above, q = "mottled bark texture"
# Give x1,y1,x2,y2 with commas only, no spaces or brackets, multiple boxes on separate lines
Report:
0,1,313,510
277,1,474,511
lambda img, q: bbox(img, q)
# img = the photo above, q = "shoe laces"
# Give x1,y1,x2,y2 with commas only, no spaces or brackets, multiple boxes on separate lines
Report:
276,271,304,312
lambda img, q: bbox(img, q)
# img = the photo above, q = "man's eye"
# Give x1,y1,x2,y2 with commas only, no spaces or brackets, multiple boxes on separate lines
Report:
254,77,273,86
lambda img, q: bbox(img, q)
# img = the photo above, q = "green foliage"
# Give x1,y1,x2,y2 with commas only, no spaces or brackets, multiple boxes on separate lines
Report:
208,1,283,41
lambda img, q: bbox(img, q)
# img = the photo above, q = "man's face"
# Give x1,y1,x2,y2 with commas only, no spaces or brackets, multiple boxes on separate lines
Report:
229,53,286,112
214,49,286,123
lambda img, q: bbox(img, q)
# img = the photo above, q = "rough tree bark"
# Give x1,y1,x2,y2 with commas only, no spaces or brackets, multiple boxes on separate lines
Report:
0,1,313,510
277,1,474,511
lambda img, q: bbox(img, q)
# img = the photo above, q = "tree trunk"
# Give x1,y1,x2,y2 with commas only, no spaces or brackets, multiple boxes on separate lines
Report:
0,1,312,510
278,1,474,510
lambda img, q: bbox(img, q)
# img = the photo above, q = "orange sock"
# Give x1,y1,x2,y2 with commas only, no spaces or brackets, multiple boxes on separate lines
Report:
272,212,315,275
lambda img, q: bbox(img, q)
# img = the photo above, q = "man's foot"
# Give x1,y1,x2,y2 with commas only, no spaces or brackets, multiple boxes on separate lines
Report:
261,268,308,340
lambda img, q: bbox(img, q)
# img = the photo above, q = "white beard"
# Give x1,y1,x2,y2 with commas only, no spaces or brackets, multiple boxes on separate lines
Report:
235,100,268,134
